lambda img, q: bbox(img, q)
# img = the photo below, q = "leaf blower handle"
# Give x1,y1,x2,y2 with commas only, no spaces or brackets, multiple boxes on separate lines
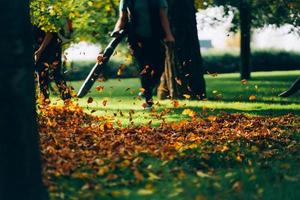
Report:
110,29,126,38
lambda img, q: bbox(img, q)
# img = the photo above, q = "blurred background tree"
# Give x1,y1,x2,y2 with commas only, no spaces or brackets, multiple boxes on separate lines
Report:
203,0,300,79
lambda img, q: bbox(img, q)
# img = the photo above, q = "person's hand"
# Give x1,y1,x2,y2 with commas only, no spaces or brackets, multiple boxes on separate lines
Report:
110,29,121,37
164,33,175,43
34,49,42,62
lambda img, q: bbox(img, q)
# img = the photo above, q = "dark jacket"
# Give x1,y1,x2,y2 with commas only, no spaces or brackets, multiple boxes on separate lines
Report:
126,0,165,40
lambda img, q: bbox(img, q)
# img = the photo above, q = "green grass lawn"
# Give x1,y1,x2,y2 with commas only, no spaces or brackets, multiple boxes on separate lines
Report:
46,70,300,200
61,70,300,126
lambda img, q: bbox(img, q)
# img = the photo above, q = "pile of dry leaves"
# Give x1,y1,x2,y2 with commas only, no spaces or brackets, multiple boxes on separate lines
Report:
38,103,300,186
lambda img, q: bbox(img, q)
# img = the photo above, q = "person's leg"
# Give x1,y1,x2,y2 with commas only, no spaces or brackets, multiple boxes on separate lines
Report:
139,39,165,105
129,38,154,106
147,40,165,93
52,48,72,100
279,78,300,97
36,61,50,101
52,61,71,100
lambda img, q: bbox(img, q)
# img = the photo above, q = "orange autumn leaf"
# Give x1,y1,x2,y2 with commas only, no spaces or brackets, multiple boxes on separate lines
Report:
249,95,257,101
117,64,126,76
44,62,50,68
134,170,144,182
36,102,299,193
142,103,148,109
241,79,248,85
117,69,122,76
172,100,179,108
140,88,145,93
208,116,217,122
236,155,243,162
96,85,104,92
97,54,105,63
182,109,197,118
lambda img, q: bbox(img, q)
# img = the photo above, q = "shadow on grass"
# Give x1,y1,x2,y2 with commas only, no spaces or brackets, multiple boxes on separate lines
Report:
52,136,300,200
206,74,300,104
86,104,300,119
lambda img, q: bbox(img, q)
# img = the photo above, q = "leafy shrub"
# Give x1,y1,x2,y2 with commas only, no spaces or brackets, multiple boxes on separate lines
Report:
203,50,300,73
65,50,300,80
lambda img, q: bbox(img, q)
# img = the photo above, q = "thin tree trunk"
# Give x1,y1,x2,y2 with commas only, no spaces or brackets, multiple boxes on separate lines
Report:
239,0,251,80
158,0,206,100
158,43,182,99
0,1,48,200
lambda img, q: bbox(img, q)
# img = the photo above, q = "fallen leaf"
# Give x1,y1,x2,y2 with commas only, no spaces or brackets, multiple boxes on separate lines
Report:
137,189,154,195
249,95,256,101
96,86,104,92
102,100,108,106
172,100,179,108
241,79,248,85
183,94,191,99
87,97,93,104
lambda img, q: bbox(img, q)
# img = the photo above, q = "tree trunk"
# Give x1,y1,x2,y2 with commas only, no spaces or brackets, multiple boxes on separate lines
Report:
0,1,48,200
239,0,252,80
157,43,182,99
158,0,206,100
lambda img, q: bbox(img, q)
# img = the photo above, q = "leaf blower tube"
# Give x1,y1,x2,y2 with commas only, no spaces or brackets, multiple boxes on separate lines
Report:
77,29,127,98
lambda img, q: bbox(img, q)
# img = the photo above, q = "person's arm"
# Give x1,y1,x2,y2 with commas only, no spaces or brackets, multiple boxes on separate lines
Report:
111,11,128,37
159,9,175,42
35,32,53,62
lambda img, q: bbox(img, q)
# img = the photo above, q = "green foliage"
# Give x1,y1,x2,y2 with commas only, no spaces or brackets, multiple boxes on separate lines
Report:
204,0,300,32
254,0,300,29
30,0,79,32
30,0,119,42
30,0,299,41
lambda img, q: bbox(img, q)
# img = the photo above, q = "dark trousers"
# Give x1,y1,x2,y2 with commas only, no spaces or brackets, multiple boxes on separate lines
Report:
129,36,165,104
35,47,71,100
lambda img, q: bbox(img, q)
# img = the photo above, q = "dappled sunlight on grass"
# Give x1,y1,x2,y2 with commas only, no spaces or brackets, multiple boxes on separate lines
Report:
39,101,300,200
42,71,300,199
49,71,300,125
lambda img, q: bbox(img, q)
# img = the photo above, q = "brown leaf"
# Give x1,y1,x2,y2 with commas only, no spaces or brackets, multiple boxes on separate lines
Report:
102,100,108,106
87,97,93,104
249,95,256,101
172,100,179,108
134,170,144,182
241,79,248,85
96,86,104,92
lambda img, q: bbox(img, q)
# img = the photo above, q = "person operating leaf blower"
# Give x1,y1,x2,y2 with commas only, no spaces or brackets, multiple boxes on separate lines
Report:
111,0,175,108
33,22,72,103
